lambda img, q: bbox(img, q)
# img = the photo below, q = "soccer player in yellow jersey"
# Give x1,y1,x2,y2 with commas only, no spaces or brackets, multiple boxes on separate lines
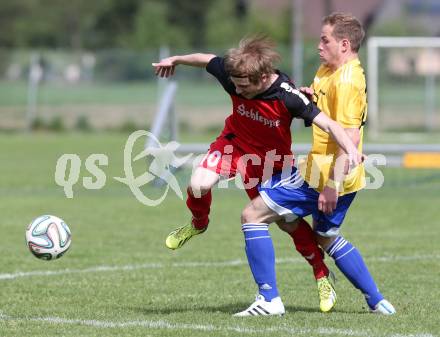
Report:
301,15,367,197
235,13,396,316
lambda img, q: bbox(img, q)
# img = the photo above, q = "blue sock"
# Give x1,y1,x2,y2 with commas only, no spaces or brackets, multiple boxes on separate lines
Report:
326,236,383,308
242,223,278,301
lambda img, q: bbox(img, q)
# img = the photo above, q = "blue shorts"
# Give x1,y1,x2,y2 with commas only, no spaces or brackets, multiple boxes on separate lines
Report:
258,166,356,237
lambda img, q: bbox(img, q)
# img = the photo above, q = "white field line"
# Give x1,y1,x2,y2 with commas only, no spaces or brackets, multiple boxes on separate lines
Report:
0,312,437,337
1,254,439,281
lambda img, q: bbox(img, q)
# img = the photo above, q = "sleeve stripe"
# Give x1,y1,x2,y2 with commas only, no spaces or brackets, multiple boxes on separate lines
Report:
340,64,353,83
280,82,310,105
292,89,310,105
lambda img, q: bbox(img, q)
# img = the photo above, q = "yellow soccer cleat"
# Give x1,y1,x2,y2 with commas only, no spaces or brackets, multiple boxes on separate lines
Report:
317,272,337,313
165,223,206,250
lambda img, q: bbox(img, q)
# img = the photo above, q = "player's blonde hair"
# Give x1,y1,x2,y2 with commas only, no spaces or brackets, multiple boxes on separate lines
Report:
224,35,281,84
323,12,365,52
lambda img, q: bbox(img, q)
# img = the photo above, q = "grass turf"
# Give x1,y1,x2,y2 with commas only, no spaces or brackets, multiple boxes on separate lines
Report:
0,132,439,337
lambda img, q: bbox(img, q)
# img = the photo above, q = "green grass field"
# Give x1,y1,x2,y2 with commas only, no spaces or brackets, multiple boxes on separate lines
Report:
2,79,440,144
0,132,439,337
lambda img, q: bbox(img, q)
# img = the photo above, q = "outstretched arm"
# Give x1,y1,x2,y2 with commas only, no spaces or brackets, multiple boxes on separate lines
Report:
312,112,363,214
312,112,362,167
152,53,216,78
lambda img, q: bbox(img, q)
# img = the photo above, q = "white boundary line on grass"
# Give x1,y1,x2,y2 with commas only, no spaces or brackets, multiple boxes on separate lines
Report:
1,254,439,281
0,311,437,337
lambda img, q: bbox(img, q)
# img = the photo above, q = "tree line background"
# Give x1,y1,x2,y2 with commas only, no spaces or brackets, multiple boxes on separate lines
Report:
0,0,292,50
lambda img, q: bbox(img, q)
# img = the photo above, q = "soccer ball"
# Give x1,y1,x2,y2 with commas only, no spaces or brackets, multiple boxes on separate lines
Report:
25,215,72,260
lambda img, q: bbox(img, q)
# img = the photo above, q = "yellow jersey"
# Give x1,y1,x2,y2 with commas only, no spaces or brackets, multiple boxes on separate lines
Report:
300,58,367,195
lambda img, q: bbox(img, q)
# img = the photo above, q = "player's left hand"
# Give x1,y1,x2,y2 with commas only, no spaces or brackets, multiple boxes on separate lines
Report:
318,186,338,214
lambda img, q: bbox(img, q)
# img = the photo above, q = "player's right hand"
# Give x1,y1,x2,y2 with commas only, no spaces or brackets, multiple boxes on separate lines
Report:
344,151,366,175
299,86,314,99
152,57,176,78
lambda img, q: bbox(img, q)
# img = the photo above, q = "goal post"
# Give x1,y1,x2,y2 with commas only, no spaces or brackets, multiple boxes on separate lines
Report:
367,37,440,139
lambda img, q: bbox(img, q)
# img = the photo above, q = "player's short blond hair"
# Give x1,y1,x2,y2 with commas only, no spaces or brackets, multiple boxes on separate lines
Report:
323,12,365,52
224,35,281,84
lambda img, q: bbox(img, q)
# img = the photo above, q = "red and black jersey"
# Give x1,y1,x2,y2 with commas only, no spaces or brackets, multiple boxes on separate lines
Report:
206,57,320,163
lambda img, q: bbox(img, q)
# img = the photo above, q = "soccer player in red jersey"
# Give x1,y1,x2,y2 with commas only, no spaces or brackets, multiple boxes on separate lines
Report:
152,36,361,312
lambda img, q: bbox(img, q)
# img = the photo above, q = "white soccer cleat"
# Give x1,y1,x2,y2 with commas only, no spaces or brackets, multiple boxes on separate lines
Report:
371,299,396,315
233,295,285,317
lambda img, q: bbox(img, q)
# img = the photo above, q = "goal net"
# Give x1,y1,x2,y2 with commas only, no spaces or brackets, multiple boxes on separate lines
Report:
367,37,440,139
